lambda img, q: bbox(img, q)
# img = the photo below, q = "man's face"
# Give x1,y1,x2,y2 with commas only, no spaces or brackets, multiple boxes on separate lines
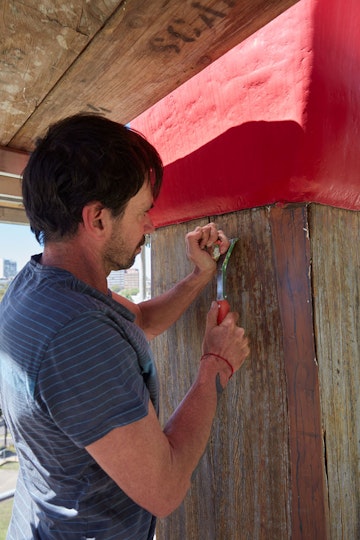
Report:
104,182,155,272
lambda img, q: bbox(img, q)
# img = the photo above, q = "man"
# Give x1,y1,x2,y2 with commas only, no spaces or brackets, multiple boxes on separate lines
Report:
0,114,249,539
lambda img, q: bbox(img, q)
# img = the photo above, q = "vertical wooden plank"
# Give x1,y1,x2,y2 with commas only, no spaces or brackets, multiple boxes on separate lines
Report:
269,205,328,539
310,205,360,540
152,209,291,539
151,218,215,540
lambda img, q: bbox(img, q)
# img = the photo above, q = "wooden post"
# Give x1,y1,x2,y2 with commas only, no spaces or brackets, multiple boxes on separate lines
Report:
269,205,328,539
150,204,360,539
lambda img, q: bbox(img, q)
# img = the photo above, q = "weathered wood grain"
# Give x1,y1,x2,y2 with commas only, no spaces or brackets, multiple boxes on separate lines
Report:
151,205,340,539
3,0,300,151
269,205,328,539
0,0,121,146
310,205,360,540
151,209,291,539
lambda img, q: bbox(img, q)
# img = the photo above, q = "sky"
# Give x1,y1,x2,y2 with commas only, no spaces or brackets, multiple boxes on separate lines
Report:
0,222,148,275
0,223,40,271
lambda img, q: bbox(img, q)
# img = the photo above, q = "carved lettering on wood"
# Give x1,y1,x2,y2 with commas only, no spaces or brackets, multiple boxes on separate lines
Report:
149,1,235,54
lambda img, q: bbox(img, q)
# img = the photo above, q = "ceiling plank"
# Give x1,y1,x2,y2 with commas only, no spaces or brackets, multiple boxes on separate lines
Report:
0,147,29,176
0,159,26,224
10,0,300,152
0,205,28,225
0,175,22,197
0,0,125,147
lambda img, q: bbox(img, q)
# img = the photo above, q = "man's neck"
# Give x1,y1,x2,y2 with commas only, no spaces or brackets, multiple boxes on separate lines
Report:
41,239,109,295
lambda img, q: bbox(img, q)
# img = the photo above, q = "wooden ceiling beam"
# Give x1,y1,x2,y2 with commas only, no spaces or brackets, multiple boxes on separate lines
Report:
9,0,300,152
0,205,28,225
0,146,29,177
0,0,300,225
0,147,28,224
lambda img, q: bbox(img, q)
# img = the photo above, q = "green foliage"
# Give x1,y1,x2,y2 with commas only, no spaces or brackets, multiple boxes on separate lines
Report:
0,282,9,302
120,288,139,300
0,498,13,539
110,284,122,293
0,463,18,538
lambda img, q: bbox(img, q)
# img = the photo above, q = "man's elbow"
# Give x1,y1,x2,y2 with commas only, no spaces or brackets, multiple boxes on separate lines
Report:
142,479,191,518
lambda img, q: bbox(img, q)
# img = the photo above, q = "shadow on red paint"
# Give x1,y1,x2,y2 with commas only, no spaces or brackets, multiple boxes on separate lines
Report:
152,120,306,228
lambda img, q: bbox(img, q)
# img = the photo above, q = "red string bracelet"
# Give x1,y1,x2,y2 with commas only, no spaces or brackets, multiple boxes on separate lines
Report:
201,353,234,378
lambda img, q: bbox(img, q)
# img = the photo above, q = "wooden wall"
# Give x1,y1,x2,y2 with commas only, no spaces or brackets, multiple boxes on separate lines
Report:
310,205,360,540
150,203,359,540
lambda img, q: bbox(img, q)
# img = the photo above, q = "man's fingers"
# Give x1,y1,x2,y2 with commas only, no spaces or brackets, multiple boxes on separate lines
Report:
206,301,220,328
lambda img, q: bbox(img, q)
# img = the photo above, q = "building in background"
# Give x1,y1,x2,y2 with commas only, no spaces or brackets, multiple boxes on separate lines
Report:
0,259,17,279
107,270,125,291
107,247,151,301
123,268,139,289
107,268,139,293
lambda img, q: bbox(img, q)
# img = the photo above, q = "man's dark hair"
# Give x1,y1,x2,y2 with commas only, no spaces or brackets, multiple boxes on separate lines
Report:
22,113,163,244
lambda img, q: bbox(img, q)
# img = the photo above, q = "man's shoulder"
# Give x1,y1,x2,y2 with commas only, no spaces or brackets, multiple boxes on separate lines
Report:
3,262,112,333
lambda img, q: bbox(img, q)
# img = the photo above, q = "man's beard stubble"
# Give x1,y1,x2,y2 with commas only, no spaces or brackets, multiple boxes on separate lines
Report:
105,234,146,272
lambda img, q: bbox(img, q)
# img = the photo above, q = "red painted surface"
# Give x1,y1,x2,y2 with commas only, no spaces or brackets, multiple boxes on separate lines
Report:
302,0,360,210
131,0,360,227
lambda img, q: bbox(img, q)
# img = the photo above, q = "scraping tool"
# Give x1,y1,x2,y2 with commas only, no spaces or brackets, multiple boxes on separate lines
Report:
216,238,238,324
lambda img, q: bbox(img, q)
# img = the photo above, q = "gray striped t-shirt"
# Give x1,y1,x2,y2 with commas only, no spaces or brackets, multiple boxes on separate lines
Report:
0,255,159,539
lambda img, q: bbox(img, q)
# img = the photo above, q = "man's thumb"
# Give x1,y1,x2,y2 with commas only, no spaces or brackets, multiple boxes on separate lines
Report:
207,301,219,327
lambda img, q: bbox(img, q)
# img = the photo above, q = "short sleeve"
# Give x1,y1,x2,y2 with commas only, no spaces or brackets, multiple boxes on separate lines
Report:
38,311,149,447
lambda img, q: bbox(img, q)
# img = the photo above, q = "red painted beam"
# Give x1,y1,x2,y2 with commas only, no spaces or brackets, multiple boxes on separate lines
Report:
132,0,360,227
301,0,360,210
150,121,305,227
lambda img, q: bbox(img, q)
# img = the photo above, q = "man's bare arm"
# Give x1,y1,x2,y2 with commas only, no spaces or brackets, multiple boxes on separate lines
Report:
86,303,249,517
112,223,229,339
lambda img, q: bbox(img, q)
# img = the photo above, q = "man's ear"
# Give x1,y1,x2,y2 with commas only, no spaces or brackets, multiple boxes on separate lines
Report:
82,202,111,237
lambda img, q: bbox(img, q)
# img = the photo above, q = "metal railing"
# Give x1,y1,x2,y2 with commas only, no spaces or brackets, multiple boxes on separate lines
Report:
0,417,17,503
0,488,15,502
